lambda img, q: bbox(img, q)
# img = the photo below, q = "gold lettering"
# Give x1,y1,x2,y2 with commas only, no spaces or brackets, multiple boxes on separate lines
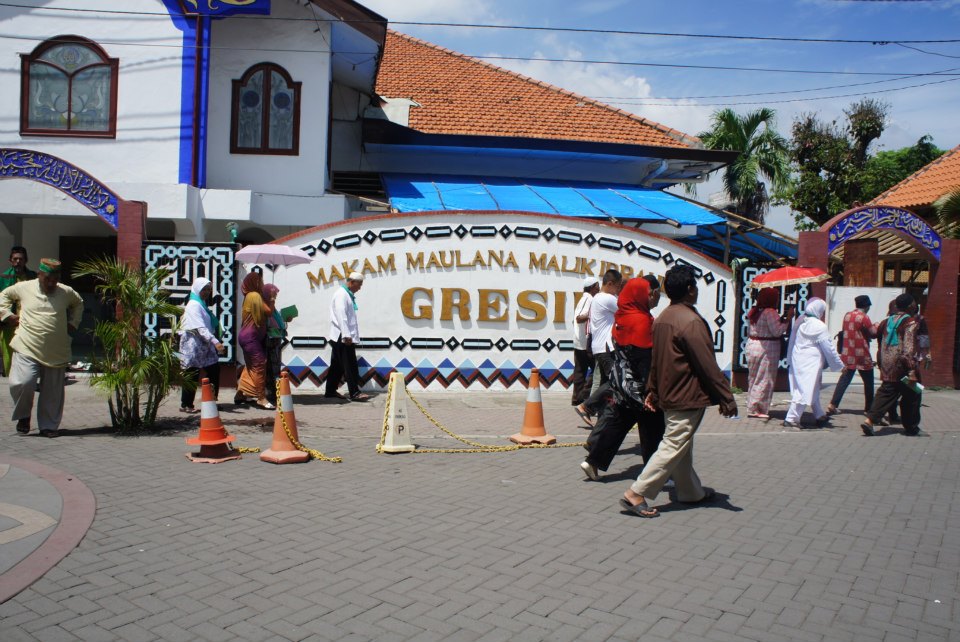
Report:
440,288,470,321
505,252,518,269
579,258,595,275
406,252,425,269
341,260,358,276
307,269,325,288
554,291,567,324
547,255,560,272
620,265,635,280
426,252,441,269
516,290,547,322
401,287,433,320
488,251,504,268
561,255,579,274
529,252,548,270
377,253,396,273
473,251,487,268
478,289,508,322
362,258,377,275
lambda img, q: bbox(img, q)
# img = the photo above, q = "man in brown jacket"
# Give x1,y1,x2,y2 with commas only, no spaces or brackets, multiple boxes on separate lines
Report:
620,264,737,518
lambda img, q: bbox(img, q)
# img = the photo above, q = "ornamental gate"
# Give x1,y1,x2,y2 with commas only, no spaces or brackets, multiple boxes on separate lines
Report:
142,241,237,363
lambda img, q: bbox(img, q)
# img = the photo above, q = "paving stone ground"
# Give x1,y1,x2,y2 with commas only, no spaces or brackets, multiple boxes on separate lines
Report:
1,373,959,641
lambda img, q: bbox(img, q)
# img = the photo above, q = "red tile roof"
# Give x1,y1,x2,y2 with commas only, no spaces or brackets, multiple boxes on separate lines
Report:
868,144,960,210
375,30,700,150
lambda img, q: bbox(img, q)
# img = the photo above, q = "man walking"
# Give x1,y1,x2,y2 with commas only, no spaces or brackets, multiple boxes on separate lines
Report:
0,259,83,437
325,272,369,402
570,276,599,414
827,295,877,415
0,246,37,376
861,293,922,436
619,265,737,518
576,269,622,423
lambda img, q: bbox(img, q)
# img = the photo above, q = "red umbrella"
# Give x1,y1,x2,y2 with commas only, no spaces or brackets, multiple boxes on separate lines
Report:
748,266,829,289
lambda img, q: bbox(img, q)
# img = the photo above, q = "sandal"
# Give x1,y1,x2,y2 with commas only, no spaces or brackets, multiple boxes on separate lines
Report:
747,413,769,419
350,392,370,402
575,405,594,427
233,394,249,405
618,497,659,518
255,401,276,410
180,406,199,414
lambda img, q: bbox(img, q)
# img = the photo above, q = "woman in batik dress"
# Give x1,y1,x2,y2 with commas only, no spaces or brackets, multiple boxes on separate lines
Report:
745,288,791,419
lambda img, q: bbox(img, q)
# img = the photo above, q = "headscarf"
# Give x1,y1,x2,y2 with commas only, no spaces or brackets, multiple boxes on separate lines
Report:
747,288,778,324
803,297,826,321
612,277,654,348
241,272,263,296
262,283,286,333
241,272,267,328
186,277,221,337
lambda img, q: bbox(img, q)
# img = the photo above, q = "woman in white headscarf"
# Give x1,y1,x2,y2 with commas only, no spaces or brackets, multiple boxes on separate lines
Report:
784,297,843,428
178,277,226,413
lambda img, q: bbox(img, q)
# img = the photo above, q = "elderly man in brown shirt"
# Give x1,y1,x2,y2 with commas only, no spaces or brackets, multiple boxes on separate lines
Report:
619,264,737,518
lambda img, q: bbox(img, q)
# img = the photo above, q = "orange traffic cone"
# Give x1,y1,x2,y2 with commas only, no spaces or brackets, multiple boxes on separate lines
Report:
260,373,310,464
509,369,556,445
185,378,242,463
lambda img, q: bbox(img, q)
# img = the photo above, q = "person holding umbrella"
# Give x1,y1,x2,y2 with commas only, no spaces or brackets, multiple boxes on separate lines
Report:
234,271,274,410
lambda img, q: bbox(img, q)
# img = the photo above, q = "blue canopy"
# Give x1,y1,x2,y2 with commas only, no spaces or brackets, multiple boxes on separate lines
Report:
382,174,723,226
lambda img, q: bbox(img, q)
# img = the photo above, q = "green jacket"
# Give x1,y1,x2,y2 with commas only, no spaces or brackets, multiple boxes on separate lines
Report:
0,266,37,291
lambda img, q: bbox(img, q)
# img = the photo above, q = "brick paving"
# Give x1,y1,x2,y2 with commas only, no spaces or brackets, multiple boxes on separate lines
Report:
1,374,959,641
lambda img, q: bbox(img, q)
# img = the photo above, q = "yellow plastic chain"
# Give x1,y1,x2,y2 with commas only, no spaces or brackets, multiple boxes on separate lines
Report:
377,376,586,454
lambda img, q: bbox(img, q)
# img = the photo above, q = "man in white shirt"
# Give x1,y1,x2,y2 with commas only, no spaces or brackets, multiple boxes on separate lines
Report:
325,271,369,401
571,276,599,413
576,269,622,421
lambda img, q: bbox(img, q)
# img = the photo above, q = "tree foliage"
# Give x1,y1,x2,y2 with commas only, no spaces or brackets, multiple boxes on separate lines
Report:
860,135,944,202
72,256,186,432
935,187,960,239
698,107,791,225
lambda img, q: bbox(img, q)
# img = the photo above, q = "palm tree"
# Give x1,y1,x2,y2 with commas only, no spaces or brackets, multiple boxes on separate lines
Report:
698,107,791,225
73,256,187,431
935,187,960,239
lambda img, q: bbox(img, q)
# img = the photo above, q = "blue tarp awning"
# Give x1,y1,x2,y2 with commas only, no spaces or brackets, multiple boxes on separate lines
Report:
382,174,724,226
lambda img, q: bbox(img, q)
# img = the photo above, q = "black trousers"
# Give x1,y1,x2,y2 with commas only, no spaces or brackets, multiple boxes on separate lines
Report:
181,362,221,408
583,351,614,415
584,397,666,471
830,367,874,412
867,380,921,431
570,348,594,406
326,339,360,397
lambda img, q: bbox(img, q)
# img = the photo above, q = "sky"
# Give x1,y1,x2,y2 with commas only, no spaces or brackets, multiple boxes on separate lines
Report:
359,0,960,235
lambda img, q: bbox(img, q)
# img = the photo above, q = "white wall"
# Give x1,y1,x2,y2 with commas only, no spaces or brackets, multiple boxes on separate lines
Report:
0,0,186,184
826,285,903,339
265,212,736,391
205,0,332,196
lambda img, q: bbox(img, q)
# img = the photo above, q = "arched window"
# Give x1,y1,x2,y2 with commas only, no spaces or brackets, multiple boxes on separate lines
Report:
20,36,118,137
231,63,301,155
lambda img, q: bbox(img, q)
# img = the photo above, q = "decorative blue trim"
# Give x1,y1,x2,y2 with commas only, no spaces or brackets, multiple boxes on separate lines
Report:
179,0,271,17
161,0,197,185
0,149,120,229
828,206,942,261
197,16,211,187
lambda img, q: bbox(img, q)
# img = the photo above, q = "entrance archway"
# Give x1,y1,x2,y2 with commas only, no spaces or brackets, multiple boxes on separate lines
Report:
799,205,959,388
0,148,145,265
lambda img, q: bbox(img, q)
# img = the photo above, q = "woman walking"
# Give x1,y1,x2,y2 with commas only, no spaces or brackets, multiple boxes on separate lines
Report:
179,277,225,413
235,272,273,409
262,283,289,406
745,288,791,419
784,297,842,428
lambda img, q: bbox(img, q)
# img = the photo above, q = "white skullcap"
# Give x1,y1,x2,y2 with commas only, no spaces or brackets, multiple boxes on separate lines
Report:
348,271,364,281
583,276,599,289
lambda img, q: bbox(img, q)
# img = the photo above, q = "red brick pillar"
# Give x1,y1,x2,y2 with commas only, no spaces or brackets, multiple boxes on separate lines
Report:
117,201,146,267
843,239,879,287
798,230,830,299
925,238,959,388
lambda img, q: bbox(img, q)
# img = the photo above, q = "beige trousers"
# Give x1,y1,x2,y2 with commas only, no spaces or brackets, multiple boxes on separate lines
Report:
9,352,66,432
630,407,706,502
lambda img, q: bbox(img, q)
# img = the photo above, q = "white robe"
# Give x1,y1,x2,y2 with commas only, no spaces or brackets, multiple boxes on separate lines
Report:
787,316,843,405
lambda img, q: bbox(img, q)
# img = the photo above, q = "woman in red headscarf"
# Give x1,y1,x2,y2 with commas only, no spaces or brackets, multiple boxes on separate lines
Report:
579,275,666,481
745,287,791,419
235,271,273,409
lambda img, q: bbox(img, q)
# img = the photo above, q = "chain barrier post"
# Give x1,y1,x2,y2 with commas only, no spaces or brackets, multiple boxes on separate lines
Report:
380,372,416,453
185,378,243,463
261,372,311,464
509,368,556,445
